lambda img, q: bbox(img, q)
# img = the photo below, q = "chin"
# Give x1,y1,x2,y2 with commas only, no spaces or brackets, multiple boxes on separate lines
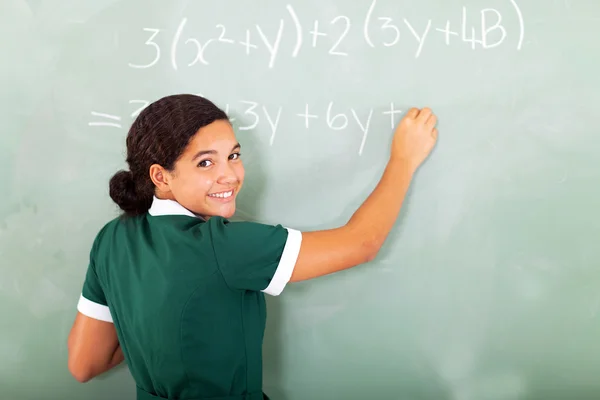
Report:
203,197,237,219
219,210,236,219
215,205,236,219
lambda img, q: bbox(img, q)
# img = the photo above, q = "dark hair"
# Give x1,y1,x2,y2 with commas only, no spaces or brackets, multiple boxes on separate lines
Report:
109,94,228,217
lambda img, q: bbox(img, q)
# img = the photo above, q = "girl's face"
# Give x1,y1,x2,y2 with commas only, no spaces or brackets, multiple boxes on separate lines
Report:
160,119,245,220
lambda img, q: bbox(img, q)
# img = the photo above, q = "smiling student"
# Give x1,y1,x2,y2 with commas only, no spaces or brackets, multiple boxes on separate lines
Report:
67,94,438,400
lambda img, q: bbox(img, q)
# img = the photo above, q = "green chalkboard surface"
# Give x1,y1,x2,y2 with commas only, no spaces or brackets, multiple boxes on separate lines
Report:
2,0,600,399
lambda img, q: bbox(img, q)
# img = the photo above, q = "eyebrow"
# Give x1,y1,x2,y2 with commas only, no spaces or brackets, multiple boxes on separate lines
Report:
192,143,241,160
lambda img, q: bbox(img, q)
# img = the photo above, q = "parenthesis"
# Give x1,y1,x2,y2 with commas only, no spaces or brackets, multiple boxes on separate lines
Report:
286,5,303,57
171,17,187,70
364,0,377,47
508,0,524,50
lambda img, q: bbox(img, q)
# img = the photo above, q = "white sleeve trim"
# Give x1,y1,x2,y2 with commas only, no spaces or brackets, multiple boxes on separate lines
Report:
262,228,302,296
77,294,114,323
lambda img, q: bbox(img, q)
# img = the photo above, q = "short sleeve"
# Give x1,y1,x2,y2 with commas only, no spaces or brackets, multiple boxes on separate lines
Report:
76,243,113,323
209,217,302,296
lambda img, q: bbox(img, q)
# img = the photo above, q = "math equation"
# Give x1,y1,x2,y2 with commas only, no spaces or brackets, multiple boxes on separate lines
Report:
127,1,525,70
87,1,526,156
89,99,409,156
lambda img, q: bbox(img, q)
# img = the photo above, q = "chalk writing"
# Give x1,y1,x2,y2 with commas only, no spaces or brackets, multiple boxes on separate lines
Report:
128,1,525,69
309,20,327,48
435,21,459,45
297,104,319,128
256,20,285,69
286,5,303,57
481,8,507,49
129,100,150,118
88,112,122,128
329,15,351,57
461,7,484,49
378,17,401,47
404,19,432,58
128,28,161,69
239,30,258,55
88,100,407,156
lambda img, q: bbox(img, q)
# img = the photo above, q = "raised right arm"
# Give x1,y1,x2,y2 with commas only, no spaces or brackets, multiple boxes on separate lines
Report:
290,107,438,282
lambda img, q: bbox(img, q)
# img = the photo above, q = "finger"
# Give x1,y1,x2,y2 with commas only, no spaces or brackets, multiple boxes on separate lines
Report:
432,128,438,140
406,108,420,119
426,114,438,129
417,107,432,122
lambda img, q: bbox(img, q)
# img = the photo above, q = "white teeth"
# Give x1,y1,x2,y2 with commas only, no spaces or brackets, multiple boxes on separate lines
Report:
209,190,233,198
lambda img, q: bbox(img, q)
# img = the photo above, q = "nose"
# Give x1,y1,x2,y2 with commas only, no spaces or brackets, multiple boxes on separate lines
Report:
216,161,238,185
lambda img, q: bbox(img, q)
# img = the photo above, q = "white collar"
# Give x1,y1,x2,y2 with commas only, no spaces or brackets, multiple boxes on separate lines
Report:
148,196,199,218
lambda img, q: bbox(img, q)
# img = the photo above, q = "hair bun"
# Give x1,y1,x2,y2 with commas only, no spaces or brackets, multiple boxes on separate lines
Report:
109,170,147,215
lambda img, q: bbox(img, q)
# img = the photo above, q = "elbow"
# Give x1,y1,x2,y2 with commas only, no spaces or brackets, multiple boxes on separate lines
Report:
72,373,93,384
361,238,382,263
365,250,378,263
68,355,93,383
69,366,93,383
364,249,379,263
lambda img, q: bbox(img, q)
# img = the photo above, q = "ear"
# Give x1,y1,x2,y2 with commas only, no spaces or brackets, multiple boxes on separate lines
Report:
149,164,172,193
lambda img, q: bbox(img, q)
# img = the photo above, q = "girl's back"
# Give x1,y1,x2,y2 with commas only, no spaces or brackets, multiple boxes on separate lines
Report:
84,196,299,399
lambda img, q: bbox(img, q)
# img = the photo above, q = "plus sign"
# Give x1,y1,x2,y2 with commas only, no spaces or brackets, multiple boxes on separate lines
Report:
239,29,258,55
382,103,402,129
297,104,319,128
310,20,327,47
435,21,459,45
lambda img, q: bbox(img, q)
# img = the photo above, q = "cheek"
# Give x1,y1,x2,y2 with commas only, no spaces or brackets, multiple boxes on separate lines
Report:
195,174,216,193
174,170,214,195
236,163,246,182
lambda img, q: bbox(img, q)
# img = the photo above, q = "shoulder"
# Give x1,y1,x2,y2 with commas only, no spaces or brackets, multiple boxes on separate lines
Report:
205,216,302,294
90,215,143,257
95,215,131,239
207,216,301,260
206,216,288,240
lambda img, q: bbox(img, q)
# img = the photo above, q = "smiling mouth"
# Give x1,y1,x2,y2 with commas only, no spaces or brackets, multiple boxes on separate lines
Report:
207,190,234,199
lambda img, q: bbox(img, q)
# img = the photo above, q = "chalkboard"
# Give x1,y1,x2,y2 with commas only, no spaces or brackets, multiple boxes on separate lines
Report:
3,0,600,399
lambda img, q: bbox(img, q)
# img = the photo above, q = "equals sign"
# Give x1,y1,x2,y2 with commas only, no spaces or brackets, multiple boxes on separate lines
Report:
88,112,122,128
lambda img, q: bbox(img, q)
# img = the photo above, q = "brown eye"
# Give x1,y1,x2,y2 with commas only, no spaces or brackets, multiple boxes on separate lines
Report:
197,159,213,168
229,152,241,160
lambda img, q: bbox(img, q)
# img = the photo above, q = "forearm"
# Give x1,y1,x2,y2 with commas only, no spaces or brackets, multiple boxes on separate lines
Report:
346,157,415,255
94,345,124,377
70,344,124,382
108,345,124,369
290,159,415,282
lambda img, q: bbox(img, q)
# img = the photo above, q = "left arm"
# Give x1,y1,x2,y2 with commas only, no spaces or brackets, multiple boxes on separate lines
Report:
68,312,124,382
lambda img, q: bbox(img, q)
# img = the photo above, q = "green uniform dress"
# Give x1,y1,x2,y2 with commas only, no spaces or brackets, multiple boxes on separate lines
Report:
76,196,302,400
